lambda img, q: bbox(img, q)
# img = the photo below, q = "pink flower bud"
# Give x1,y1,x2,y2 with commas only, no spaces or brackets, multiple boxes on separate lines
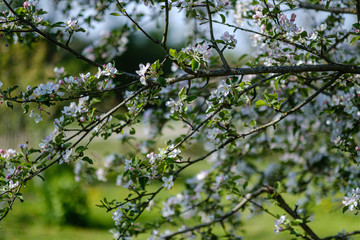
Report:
79,116,85,122
6,175,10,179
356,146,360,151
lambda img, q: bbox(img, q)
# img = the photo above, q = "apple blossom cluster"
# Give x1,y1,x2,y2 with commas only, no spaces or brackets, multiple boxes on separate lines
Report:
165,98,184,114
136,63,151,86
23,0,38,8
4,63,118,124
215,0,230,9
208,80,231,103
343,188,360,212
220,31,237,49
1,0,360,239
274,215,287,234
183,43,213,65
65,19,80,33
0,2,46,42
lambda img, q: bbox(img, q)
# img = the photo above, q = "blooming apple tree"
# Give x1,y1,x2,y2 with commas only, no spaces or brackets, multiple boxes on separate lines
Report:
1,0,360,239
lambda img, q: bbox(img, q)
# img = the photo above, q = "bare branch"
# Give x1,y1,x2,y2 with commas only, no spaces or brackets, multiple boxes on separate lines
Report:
322,230,360,240
357,0,360,23
166,64,358,85
160,0,170,51
205,0,230,69
0,29,34,32
298,2,356,14
115,0,160,45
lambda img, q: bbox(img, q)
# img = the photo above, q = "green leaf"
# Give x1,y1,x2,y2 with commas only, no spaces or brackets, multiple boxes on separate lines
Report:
178,86,186,100
169,48,177,58
129,127,136,135
186,95,197,103
110,12,121,16
238,54,248,63
325,0,331,9
15,193,24,203
81,156,93,164
220,14,226,23
292,219,303,225
191,59,200,72
22,103,30,114
75,146,88,153
51,21,64,27
5,101,13,110
139,177,149,190
157,77,166,87
255,100,266,107
36,175,45,181
350,35,360,45
250,119,256,127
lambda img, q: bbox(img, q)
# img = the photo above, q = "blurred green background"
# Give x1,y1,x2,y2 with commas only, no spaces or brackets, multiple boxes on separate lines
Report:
1,33,360,240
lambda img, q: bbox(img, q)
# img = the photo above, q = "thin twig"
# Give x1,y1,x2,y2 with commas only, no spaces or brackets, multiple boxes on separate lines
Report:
298,2,356,14
235,72,342,138
205,0,230,69
115,0,160,44
208,19,332,63
264,186,319,240
166,64,358,85
160,0,170,51
162,188,266,239
0,29,34,32
2,0,101,68
322,230,360,240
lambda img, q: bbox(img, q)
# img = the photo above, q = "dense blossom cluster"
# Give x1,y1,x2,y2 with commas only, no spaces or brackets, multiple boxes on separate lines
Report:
0,0,359,239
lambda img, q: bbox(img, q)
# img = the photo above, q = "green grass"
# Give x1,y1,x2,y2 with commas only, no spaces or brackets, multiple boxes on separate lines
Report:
2,137,360,240
2,180,360,240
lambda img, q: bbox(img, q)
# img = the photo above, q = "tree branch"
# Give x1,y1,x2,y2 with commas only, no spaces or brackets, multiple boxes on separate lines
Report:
205,0,230,69
264,186,320,240
298,2,356,14
357,0,360,23
322,230,360,240
208,19,333,63
162,188,266,239
166,64,357,85
160,0,170,51
2,0,101,68
115,0,160,44
235,72,342,138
